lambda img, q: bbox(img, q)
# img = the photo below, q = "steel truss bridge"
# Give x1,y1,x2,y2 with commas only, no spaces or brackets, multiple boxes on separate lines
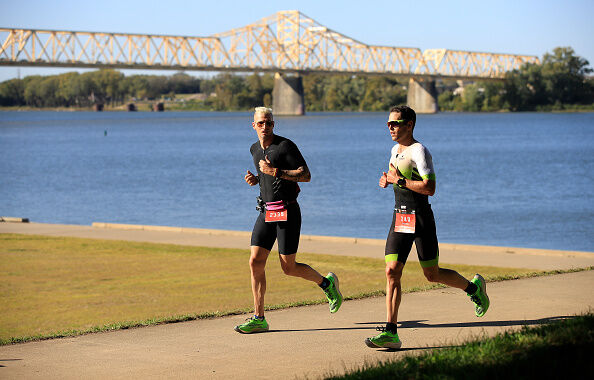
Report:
0,10,538,80
0,10,540,113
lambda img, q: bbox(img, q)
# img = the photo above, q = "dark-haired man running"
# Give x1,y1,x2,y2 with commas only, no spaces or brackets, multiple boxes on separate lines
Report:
365,105,490,349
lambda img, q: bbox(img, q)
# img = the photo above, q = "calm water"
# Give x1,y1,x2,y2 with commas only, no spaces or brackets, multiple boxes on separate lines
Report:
1,111,593,252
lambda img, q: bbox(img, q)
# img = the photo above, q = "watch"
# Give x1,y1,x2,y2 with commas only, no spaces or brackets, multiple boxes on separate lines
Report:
397,177,407,187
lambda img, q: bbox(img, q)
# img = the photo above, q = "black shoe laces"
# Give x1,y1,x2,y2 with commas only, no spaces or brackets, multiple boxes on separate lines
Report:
471,294,482,306
375,326,386,332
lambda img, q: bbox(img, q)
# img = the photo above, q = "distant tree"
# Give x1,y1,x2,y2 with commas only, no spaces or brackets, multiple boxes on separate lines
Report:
146,75,168,99
244,73,273,109
0,78,25,106
125,75,151,100
23,76,45,107
437,90,456,111
541,47,593,104
262,93,272,108
303,74,328,111
360,77,406,111
460,84,484,112
168,72,201,94
480,81,505,111
54,72,80,107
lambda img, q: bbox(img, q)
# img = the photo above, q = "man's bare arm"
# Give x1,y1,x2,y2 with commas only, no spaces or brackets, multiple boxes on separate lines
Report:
277,165,311,182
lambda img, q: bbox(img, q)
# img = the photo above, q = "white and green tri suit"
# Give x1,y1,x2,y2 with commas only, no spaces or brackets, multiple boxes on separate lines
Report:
385,142,440,268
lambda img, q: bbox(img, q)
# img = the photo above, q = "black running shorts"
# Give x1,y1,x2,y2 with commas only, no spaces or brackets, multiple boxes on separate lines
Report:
384,205,439,268
250,203,301,255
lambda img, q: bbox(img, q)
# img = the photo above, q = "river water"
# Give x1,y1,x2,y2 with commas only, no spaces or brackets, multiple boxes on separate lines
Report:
1,111,592,252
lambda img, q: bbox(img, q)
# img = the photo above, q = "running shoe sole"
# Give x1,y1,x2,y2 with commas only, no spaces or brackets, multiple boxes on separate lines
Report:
234,325,269,334
364,338,402,349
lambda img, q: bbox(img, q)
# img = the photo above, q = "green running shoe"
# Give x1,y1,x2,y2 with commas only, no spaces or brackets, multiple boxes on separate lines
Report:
234,316,269,334
469,273,490,317
365,327,402,349
323,272,343,313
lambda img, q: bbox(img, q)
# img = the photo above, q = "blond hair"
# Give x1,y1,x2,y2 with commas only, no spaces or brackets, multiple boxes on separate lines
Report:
254,107,273,120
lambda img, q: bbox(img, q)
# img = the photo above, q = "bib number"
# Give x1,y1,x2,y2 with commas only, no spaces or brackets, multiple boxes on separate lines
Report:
394,207,415,233
265,209,288,222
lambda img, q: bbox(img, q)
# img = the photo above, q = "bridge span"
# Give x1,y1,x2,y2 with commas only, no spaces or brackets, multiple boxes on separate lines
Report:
0,10,539,114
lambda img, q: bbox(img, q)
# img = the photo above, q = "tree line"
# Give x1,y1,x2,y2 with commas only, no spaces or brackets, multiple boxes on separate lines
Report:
0,47,591,111
439,47,593,111
0,70,203,108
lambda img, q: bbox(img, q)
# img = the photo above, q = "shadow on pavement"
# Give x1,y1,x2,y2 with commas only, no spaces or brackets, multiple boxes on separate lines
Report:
267,326,374,333
0,359,22,368
355,315,572,329
264,316,571,335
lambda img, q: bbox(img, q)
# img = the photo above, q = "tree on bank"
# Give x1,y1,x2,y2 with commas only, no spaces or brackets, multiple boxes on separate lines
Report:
439,47,594,112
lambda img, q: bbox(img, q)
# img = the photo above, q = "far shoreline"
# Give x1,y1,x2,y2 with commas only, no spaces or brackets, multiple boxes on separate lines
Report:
2,107,594,113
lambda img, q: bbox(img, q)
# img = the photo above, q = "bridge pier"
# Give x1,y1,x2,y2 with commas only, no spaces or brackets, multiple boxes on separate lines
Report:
272,73,305,116
407,78,439,114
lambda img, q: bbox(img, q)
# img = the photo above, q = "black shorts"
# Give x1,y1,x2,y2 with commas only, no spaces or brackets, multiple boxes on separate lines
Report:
385,205,439,268
250,203,301,255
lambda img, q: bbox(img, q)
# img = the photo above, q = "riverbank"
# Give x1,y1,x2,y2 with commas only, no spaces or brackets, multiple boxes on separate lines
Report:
2,222,592,270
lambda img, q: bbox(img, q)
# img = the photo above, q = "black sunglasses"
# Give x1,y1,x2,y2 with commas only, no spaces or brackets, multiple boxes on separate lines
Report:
387,119,407,129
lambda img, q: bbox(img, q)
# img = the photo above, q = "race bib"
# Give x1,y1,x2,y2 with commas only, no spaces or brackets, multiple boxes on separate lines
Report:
265,209,288,222
394,207,415,233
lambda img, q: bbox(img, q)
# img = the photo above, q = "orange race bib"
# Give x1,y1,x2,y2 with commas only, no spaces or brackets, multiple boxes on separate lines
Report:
394,207,415,234
265,209,288,222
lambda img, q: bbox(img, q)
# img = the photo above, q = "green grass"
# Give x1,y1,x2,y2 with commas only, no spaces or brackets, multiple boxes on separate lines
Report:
0,233,582,345
325,312,594,379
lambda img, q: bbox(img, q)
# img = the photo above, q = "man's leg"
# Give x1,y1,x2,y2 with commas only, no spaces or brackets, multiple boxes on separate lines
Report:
366,259,404,349
422,265,490,317
277,205,342,313
250,245,270,317
278,253,323,283
366,212,413,349
422,265,469,290
416,206,489,318
386,261,405,323
279,254,343,313
234,245,271,334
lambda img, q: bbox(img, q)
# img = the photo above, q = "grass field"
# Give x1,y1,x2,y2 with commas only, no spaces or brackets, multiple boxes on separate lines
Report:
1,233,546,343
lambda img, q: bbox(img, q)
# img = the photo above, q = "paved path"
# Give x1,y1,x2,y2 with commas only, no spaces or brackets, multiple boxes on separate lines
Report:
1,222,593,379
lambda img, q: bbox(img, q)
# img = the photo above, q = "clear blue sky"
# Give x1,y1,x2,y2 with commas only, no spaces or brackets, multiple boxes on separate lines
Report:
1,0,592,81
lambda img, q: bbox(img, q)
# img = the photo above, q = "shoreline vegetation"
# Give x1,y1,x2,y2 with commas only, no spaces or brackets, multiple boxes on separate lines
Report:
1,233,592,345
0,47,592,113
2,106,594,113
